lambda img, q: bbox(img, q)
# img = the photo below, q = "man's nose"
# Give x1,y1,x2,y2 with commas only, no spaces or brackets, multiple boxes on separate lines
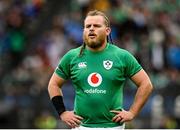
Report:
89,25,94,30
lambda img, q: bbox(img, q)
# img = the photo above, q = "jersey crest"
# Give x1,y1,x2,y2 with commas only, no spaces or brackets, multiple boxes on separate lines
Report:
103,60,113,70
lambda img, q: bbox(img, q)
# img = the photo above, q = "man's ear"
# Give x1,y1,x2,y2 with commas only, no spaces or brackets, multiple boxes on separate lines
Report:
106,27,111,35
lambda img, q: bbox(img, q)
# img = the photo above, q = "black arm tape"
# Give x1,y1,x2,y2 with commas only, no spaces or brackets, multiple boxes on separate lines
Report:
51,96,66,116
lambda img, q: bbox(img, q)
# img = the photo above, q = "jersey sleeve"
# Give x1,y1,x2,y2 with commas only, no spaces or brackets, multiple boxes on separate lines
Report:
124,51,142,77
55,52,71,80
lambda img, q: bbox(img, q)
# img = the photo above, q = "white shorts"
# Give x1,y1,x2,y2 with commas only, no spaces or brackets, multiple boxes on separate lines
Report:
71,124,125,130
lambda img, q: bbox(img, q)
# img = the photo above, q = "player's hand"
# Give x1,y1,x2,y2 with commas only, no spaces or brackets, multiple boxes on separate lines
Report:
110,110,135,123
60,111,83,128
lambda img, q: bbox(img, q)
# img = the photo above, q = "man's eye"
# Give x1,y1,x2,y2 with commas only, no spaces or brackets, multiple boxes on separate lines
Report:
85,24,101,28
86,25,91,28
94,25,101,27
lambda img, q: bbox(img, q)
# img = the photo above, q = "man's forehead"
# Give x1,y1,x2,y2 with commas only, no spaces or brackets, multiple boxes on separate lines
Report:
84,15,105,24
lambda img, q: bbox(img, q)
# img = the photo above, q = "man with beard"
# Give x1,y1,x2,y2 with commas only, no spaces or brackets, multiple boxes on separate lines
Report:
48,10,153,130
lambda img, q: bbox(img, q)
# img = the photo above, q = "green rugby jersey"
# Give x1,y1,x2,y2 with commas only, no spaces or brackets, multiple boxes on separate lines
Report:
55,43,142,128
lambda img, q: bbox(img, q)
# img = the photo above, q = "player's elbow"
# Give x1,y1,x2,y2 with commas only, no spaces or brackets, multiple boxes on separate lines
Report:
145,81,153,94
47,81,52,93
47,79,58,98
47,82,53,97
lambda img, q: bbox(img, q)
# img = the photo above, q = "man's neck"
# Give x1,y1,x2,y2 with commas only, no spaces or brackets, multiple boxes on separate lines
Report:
86,42,107,52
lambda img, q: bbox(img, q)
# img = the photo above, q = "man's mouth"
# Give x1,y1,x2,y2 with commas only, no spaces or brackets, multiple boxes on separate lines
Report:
88,33,96,38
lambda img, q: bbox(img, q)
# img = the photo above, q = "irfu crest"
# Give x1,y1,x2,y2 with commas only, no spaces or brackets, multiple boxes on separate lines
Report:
103,60,113,70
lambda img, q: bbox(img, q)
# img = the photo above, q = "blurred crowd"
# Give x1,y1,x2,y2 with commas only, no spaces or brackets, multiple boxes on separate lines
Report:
0,0,180,129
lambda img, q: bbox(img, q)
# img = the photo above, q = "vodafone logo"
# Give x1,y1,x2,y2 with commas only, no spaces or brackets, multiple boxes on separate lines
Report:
87,72,102,87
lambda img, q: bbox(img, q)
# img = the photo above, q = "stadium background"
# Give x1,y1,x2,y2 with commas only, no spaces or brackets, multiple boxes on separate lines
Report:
0,0,180,129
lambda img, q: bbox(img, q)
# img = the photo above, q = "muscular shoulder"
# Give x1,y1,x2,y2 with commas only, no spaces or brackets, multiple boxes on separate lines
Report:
109,44,131,57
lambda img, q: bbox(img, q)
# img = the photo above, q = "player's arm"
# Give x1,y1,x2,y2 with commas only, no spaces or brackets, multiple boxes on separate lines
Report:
112,69,153,123
48,73,83,128
129,69,153,116
48,73,66,118
48,73,65,98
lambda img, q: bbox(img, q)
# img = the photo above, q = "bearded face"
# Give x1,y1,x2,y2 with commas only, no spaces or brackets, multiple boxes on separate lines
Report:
83,16,110,49
83,30,106,49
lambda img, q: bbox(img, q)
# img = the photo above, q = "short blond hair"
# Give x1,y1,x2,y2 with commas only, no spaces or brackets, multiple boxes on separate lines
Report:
86,10,110,27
